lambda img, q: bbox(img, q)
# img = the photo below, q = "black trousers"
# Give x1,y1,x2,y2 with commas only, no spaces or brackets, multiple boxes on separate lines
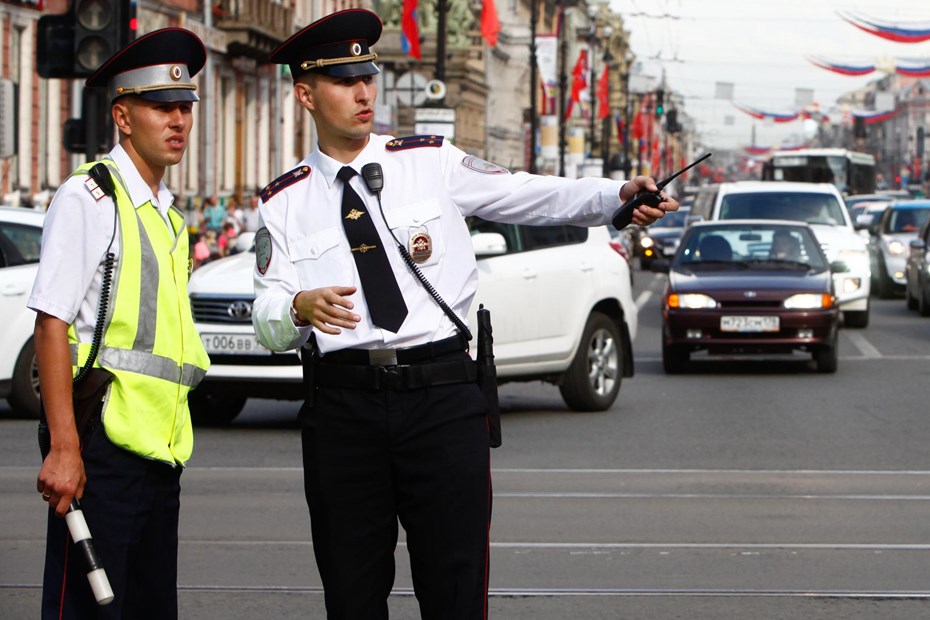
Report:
42,418,183,620
301,354,492,620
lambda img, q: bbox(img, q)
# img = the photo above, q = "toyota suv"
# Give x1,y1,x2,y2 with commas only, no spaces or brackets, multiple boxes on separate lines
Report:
187,221,638,424
692,181,871,327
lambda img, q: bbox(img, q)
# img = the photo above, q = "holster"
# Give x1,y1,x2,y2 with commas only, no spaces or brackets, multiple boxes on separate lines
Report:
476,306,502,448
38,368,115,460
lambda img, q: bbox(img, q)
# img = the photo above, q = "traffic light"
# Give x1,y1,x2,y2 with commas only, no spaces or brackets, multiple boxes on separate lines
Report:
655,88,665,118
36,13,77,79
666,109,680,133
37,0,135,80
74,0,121,76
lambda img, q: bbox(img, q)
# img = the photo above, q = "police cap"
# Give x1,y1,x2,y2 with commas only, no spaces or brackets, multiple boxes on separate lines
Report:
86,28,207,103
268,9,382,80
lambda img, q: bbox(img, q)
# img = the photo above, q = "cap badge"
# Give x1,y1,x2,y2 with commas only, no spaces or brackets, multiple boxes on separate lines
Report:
351,43,362,56
170,65,183,81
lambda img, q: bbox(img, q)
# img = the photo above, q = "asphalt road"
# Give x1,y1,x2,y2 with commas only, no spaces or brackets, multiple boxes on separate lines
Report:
3,269,930,618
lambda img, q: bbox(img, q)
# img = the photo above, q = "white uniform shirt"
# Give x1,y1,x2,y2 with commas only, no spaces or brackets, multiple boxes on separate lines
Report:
28,144,177,343
252,134,623,355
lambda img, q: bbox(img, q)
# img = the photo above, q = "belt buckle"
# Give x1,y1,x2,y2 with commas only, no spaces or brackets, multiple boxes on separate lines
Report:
368,349,398,366
378,365,404,390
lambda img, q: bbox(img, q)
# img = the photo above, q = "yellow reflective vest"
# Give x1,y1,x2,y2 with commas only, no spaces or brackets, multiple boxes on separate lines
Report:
69,160,210,466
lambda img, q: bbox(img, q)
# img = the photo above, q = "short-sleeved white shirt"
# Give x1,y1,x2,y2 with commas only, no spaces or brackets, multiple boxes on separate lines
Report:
28,144,176,342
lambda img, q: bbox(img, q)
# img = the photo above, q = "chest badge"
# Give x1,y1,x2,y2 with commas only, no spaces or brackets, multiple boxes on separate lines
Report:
409,231,433,263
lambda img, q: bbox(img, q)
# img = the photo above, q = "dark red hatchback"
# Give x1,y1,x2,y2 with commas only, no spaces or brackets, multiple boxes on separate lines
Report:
652,221,840,374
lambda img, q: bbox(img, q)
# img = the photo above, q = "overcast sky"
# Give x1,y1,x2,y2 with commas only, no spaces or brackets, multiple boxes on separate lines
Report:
611,0,930,151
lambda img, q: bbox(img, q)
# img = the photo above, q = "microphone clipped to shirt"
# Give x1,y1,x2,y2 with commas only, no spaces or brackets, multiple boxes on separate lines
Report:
361,163,384,197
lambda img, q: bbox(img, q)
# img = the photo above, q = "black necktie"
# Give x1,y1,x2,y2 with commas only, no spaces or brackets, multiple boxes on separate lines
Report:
338,166,408,332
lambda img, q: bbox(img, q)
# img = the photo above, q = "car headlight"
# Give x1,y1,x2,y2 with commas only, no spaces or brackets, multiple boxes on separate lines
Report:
784,293,833,309
668,293,718,309
886,240,906,256
837,248,870,270
640,237,654,249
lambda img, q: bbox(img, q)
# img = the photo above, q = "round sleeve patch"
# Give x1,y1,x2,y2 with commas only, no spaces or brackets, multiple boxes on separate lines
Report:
255,227,273,276
461,155,510,175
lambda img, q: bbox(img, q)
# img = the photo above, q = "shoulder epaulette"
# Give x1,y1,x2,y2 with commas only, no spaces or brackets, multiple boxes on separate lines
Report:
385,135,444,151
261,165,311,202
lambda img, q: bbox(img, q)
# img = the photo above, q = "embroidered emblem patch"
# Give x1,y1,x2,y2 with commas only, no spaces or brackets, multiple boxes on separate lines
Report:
385,135,444,151
255,227,273,276
260,166,311,202
461,155,509,175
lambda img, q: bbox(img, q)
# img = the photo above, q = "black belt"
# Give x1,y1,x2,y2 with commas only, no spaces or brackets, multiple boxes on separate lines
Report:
320,335,467,366
315,359,477,391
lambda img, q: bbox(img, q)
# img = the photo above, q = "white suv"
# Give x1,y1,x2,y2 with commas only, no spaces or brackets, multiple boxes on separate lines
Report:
187,221,638,424
0,207,45,418
693,181,871,328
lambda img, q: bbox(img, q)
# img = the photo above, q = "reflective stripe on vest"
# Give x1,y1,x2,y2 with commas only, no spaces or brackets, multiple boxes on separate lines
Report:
68,159,210,465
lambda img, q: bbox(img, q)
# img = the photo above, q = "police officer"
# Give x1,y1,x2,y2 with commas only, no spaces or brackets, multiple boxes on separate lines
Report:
253,9,677,619
29,29,210,619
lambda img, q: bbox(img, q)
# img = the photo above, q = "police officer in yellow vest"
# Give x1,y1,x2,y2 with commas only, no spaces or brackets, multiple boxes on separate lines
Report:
28,29,210,619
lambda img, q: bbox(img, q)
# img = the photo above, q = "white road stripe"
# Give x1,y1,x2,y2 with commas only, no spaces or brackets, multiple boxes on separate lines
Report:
635,290,652,310
5,583,930,598
845,331,882,358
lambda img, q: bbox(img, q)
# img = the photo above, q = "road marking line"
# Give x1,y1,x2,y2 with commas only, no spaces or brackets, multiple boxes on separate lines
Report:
5,583,930,598
845,331,882,358
635,290,652,310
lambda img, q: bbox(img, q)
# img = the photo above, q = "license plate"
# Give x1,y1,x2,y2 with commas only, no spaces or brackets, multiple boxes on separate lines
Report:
720,316,779,333
201,333,271,355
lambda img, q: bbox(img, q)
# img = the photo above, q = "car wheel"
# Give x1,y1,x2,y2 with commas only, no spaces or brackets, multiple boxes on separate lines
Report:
813,333,838,374
9,338,41,419
559,312,622,412
906,279,918,310
662,342,689,374
920,282,930,317
875,255,894,299
843,307,869,329
188,389,247,426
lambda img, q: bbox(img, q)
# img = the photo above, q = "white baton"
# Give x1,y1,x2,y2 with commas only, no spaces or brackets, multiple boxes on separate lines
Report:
64,500,114,605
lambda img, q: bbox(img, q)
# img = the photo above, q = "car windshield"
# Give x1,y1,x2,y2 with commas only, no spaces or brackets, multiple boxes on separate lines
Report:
650,209,689,229
718,192,847,226
884,208,930,234
677,226,827,271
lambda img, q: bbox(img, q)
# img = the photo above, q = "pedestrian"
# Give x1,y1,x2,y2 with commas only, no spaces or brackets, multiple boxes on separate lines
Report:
223,195,243,236
241,190,262,232
28,29,211,619
252,8,677,619
203,193,225,233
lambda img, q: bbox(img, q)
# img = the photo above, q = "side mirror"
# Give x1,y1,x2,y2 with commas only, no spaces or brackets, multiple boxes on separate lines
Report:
472,232,507,257
854,213,873,230
910,238,926,251
829,260,849,273
650,259,671,274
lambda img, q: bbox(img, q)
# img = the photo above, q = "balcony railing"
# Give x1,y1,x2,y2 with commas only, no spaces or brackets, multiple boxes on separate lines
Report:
213,0,294,59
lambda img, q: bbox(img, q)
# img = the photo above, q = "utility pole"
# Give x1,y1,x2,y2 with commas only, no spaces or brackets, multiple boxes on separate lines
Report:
529,0,538,173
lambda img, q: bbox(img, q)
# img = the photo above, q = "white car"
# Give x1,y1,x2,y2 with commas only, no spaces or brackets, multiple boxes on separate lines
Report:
693,181,872,328
867,201,930,298
187,221,638,424
0,207,45,418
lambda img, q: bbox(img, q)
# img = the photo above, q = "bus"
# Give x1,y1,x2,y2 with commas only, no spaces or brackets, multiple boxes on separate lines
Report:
761,148,876,196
